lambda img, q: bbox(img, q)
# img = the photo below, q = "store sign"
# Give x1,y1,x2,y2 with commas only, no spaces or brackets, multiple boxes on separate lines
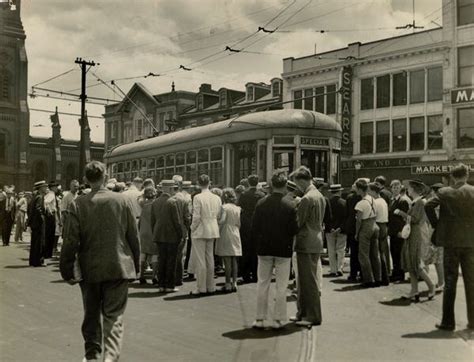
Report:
451,87,474,104
411,161,474,175
300,137,329,146
342,157,419,170
341,66,352,155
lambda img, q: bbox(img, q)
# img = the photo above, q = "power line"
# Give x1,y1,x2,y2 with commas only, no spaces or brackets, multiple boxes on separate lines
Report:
30,108,104,119
31,86,116,103
29,92,109,106
31,68,77,88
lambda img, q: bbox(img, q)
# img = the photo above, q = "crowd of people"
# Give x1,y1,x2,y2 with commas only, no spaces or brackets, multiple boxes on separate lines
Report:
1,161,472,361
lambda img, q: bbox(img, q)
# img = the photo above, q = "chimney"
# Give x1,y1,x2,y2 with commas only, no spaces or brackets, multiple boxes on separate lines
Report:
347,42,361,59
199,83,212,93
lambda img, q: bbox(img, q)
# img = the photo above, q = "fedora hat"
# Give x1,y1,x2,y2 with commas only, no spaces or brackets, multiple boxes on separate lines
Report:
329,184,344,192
287,180,298,192
34,180,48,189
431,183,444,190
182,181,192,189
407,178,426,186
160,179,177,187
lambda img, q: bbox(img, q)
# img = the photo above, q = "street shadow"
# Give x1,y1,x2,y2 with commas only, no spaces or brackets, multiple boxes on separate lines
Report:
128,291,165,298
128,283,155,289
4,265,31,269
222,324,302,340
334,284,367,292
163,291,228,301
330,279,358,285
50,279,67,283
379,297,412,307
19,258,29,261
402,329,459,339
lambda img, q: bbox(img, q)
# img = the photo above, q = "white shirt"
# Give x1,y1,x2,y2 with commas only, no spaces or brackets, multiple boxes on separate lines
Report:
355,195,376,220
373,197,389,223
191,189,222,239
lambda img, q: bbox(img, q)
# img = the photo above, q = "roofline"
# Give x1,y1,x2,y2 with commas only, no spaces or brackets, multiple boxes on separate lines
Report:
283,27,443,62
180,98,281,118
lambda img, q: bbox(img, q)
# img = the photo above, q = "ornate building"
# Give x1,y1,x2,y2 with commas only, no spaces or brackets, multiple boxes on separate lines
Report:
0,0,30,189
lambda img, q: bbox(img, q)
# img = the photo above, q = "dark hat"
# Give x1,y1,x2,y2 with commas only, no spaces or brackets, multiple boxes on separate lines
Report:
48,181,59,188
407,179,426,186
329,184,344,192
34,180,48,189
431,183,444,190
287,180,298,192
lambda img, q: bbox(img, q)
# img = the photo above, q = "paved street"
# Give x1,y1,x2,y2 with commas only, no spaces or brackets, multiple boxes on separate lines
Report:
0,237,473,362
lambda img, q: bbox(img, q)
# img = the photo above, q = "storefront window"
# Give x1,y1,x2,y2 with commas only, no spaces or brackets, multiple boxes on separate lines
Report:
293,90,302,109
376,75,390,108
326,84,336,114
360,122,374,154
458,46,474,86
394,119,409,152
410,117,425,151
315,87,324,113
458,108,474,148
304,88,314,111
361,78,374,110
410,69,425,104
458,0,474,26
392,72,407,106
428,67,443,102
376,120,390,153
428,115,443,150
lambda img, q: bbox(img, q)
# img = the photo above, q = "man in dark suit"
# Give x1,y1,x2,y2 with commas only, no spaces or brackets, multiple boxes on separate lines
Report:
238,174,265,283
388,179,411,282
345,186,362,281
1,187,15,246
151,180,183,293
60,161,140,361
425,164,474,331
375,175,392,206
29,182,48,266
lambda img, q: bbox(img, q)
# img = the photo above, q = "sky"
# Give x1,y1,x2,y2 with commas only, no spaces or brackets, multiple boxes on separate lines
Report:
21,0,443,142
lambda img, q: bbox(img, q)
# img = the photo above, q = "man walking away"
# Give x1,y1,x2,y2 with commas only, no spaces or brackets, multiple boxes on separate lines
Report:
60,161,140,362
291,166,326,327
123,177,143,221
375,175,392,206
190,174,222,296
252,171,298,330
151,180,183,293
425,164,474,331
29,181,48,266
325,184,347,277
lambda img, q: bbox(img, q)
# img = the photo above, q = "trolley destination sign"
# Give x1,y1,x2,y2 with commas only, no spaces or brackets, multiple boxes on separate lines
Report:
300,136,329,146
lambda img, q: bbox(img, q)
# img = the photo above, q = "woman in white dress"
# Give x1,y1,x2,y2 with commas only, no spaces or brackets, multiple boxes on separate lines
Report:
216,188,242,292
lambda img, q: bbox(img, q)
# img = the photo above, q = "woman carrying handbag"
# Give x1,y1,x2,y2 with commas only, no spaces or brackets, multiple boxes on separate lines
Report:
394,179,435,302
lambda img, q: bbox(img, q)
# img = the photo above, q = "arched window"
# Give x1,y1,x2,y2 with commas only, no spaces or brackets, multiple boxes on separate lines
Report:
32,160,48,182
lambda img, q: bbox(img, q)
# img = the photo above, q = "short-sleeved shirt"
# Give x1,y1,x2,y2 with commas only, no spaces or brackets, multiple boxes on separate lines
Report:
355,195,376,220
373,197,389,223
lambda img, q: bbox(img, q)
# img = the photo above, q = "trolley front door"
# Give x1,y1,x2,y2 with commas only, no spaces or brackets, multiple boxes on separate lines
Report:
300,149,328,181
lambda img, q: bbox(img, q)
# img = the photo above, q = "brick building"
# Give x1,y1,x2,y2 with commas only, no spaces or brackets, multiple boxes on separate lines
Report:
282,0,474,186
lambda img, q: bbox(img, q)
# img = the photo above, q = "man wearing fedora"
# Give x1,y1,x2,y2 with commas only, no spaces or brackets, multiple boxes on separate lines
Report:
29,181,48,266
325,184,347,277
151,179,184,293
425,163,474,331
1,186,16,246
60,161,140,361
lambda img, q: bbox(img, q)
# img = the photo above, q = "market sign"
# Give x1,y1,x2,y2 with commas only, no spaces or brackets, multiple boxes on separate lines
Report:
300,137,329,146
411,160,474,175
342,157,419,170
341,66,352,155
451,87,474,105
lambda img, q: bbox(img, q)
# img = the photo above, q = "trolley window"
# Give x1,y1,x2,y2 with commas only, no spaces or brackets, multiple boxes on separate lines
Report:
147,158,155,170
210,147,223,161
176,153,185,166
117,162,123,173
131,160,138,171
198,149,209,163
187,150,197,164
156,156,164,168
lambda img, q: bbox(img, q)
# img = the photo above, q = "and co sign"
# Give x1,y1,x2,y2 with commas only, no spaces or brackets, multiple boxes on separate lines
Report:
451,87,474,104
341,66,352,155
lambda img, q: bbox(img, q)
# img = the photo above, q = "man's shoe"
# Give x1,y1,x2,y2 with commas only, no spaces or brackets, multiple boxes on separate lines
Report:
152,278,159,285
139,278,147,285
289,316,301,322
252,320,265,329
435,323,455,331
272,320,284,330
296,320,320,327
336,271,344,277
157,287,165,293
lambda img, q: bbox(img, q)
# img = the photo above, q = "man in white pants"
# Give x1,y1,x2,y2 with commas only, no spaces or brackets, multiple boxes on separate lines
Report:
252,171,298,329
190,174,222,296
325,184,347,277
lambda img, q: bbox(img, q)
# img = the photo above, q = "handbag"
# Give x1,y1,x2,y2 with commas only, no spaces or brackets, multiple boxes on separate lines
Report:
400,216,411,239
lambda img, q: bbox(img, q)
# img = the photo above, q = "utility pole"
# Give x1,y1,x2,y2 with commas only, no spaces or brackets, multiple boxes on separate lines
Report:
75,57,96,181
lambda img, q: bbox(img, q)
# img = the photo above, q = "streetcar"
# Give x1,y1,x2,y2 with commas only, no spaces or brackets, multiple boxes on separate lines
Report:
104,109,342,187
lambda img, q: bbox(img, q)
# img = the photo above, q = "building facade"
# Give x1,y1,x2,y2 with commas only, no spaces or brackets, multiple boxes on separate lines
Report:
29,110,104,188
282,0,474,186
0,0,30,190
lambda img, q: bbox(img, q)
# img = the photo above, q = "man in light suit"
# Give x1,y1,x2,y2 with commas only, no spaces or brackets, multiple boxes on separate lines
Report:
60,161,140,362
291,166,326,327
190,174,222,296
425,163,474,331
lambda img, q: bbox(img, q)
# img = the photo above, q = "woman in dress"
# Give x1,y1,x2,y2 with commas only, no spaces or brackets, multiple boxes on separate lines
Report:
395,179,435,302
216,188,242,292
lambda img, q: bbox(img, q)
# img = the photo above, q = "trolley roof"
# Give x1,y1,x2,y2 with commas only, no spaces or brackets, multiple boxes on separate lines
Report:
106,109,341,159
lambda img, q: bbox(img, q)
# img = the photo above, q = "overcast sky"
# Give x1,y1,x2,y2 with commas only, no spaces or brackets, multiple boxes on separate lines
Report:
22,0,442,142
